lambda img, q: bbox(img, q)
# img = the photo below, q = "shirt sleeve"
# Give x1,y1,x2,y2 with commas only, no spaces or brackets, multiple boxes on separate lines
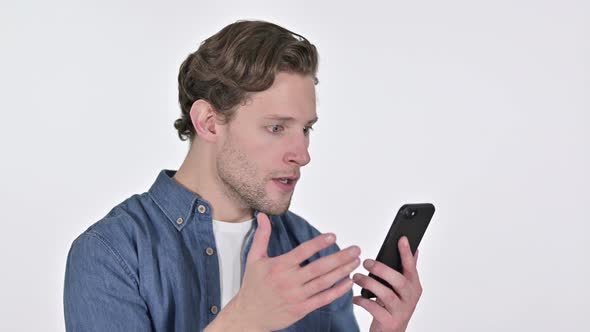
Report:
63,231,153,332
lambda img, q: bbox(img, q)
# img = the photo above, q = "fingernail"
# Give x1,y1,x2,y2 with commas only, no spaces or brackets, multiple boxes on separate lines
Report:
364,259,375,268
401,236,410,247
353,273,361,281
348,246,360,257
325,234,335,243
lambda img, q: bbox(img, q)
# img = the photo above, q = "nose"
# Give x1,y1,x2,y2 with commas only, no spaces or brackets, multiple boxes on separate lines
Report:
284,135,311,167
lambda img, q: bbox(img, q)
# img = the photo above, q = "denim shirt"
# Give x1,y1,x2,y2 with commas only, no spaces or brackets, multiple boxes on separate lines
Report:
64,170,360,332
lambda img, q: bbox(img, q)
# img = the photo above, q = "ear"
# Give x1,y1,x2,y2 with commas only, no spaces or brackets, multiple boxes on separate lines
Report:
189,100,219,143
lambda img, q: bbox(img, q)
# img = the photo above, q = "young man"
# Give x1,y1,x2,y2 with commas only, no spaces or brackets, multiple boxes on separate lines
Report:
64,20,423,332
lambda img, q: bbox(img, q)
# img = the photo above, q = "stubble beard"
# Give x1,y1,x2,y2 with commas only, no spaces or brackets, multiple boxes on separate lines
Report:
216,139,293,216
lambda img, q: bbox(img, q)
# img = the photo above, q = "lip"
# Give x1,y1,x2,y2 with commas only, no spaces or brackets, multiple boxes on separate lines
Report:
271,177,298,192
274,175,299,181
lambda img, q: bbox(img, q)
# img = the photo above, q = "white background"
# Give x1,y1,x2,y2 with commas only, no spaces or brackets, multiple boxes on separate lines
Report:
1,0,588,331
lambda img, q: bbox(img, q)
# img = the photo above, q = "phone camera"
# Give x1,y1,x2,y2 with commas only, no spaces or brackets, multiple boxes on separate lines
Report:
404,209,418,218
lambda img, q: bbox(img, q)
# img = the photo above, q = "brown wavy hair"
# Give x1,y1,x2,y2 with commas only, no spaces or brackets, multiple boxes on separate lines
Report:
174,20,319,141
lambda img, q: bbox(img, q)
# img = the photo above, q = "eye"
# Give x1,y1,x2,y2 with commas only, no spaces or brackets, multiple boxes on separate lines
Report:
303,126,314,136
267,125,285,134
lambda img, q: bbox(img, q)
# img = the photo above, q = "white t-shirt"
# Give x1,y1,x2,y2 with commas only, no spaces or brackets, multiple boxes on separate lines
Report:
212,218,253,309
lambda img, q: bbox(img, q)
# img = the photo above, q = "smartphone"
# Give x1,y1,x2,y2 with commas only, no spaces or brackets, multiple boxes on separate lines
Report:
361,203,435,299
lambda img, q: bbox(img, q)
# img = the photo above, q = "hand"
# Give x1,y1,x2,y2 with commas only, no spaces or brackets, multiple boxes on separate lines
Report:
207,213,361,332
352,237,423,332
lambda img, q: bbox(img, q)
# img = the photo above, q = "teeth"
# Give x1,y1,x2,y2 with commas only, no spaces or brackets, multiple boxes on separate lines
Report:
279,179,289,184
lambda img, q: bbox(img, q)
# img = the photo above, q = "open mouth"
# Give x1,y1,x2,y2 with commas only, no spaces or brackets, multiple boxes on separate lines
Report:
272,176,299,192
277,178,294,185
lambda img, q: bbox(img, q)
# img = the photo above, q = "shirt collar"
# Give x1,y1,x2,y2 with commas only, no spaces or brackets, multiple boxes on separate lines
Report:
148,169,203,231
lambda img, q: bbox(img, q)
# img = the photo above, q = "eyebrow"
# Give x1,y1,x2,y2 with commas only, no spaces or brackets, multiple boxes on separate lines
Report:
264,115,319,125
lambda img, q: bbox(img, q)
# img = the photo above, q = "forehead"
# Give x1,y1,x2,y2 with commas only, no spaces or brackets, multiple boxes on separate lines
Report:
237,72,317,122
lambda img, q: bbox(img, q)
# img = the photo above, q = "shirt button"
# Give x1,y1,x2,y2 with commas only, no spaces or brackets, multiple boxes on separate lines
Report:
176,217,184,225
205,247,214,256
210,305,218,314
197,205,207,214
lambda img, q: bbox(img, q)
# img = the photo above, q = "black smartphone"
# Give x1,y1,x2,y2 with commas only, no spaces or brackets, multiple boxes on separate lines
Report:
361,203,435,299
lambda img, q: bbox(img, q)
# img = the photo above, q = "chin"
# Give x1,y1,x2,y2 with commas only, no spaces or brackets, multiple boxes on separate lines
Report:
258,198,291,216
261,205,289,216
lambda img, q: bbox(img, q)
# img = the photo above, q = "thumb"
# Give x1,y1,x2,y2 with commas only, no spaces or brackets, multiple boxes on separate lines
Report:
247,212,272,261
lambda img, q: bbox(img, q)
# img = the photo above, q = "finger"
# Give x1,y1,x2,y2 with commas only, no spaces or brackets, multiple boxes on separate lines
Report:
399,237,419,281
281,232,336,267
362,259,413,301
352,273,400,311
247,212,272,261
298,245,360,283
301,278,353,314
303,256,360,297
352,296,391,322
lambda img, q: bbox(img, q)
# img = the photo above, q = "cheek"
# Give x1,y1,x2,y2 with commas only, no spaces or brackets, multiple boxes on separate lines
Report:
252,143,283,169
249,140,289,175
229,126,287,170
236,133,270,158
239,128,281,155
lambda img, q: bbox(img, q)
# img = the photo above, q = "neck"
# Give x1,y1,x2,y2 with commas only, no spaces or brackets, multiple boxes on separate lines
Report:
173,141,253,222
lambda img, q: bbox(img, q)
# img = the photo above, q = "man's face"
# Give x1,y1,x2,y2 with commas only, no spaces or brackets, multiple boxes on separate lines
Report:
215,72,317,215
